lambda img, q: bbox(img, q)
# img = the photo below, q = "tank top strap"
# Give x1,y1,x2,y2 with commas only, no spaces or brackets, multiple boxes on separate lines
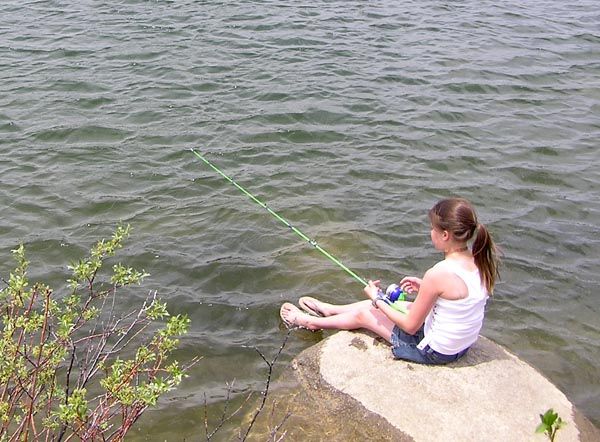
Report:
435,259,481,289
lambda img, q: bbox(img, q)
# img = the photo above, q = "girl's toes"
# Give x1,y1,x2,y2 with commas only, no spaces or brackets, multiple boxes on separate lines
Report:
280,302,318,330
280,302,301,328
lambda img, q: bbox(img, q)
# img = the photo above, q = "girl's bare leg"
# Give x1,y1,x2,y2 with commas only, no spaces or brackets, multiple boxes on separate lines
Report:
299,297,372,317
280,302,395,343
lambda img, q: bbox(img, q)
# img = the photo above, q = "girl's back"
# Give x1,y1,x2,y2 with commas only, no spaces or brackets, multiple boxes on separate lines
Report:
421,259,489,354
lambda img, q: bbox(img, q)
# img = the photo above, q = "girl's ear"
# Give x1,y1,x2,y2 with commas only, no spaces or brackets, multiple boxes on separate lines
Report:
442,230,450,241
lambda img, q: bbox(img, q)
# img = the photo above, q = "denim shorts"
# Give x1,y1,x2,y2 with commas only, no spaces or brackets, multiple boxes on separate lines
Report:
390,325,469,365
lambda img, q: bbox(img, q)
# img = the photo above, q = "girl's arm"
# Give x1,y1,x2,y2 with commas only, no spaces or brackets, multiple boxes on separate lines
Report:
365,269,442,334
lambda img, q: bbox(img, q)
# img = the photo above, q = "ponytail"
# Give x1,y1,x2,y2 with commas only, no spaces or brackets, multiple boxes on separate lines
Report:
430,198,500,294
472,223,499,294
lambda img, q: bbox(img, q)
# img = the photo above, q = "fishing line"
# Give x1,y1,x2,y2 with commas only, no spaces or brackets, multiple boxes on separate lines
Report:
190,149,369,287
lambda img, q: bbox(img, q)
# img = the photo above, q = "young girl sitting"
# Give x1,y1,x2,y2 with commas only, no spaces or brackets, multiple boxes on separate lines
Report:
279,197,500,364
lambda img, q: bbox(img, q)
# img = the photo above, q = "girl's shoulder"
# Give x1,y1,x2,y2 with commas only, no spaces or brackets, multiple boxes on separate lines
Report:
430,259,454,272
424,260,454,281
429,258,478,275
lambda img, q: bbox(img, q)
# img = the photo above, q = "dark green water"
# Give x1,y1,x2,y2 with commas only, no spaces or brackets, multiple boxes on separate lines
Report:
1,0,599,438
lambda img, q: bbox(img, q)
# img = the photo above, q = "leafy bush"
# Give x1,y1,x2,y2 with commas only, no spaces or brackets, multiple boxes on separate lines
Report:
0,226,195,441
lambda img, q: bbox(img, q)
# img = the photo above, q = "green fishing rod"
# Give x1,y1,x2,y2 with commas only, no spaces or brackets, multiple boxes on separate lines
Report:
190,149,369,287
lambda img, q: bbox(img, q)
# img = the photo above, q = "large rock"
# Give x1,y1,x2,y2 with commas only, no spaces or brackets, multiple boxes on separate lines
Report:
277,330,599,441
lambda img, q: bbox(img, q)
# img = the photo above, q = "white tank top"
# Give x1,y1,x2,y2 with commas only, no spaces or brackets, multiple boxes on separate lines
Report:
417,259,489,354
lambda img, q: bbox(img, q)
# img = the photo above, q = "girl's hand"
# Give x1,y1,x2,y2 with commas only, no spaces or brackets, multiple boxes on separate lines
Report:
400,276,422,294
363,280,381,300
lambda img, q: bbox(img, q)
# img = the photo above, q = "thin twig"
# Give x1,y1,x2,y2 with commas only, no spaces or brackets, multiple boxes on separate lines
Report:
240,330,291,441
204,380,255,441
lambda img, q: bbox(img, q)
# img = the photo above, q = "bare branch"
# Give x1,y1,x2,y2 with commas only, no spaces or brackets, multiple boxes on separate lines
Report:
204,380,256,441
240,330,291,441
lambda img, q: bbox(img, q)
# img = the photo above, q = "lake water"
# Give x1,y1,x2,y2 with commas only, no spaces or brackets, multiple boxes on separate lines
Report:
1,0,599,438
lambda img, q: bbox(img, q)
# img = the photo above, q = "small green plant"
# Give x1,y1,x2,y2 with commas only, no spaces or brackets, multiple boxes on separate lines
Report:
0,225,196,441
536,408,566,441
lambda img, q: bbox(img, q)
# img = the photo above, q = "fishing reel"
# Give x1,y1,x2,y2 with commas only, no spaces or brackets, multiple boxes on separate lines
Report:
385,283,406,302
373,283,408,312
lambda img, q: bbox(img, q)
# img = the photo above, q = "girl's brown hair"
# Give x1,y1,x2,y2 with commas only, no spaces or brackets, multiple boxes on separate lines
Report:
428,198,499,293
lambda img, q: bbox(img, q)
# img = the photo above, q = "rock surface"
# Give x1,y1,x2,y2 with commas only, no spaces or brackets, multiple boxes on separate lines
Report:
280,330,600,441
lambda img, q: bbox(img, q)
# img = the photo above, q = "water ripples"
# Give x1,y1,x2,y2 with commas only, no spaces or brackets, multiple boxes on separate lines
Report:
1,0,599,434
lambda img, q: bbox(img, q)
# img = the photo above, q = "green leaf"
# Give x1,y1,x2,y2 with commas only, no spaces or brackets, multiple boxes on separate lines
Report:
536,422,549,434
543,409,558,426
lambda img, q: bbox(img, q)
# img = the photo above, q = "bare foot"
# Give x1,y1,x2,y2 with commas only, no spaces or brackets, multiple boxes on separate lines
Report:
299,296,329,317
280,303,318,330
